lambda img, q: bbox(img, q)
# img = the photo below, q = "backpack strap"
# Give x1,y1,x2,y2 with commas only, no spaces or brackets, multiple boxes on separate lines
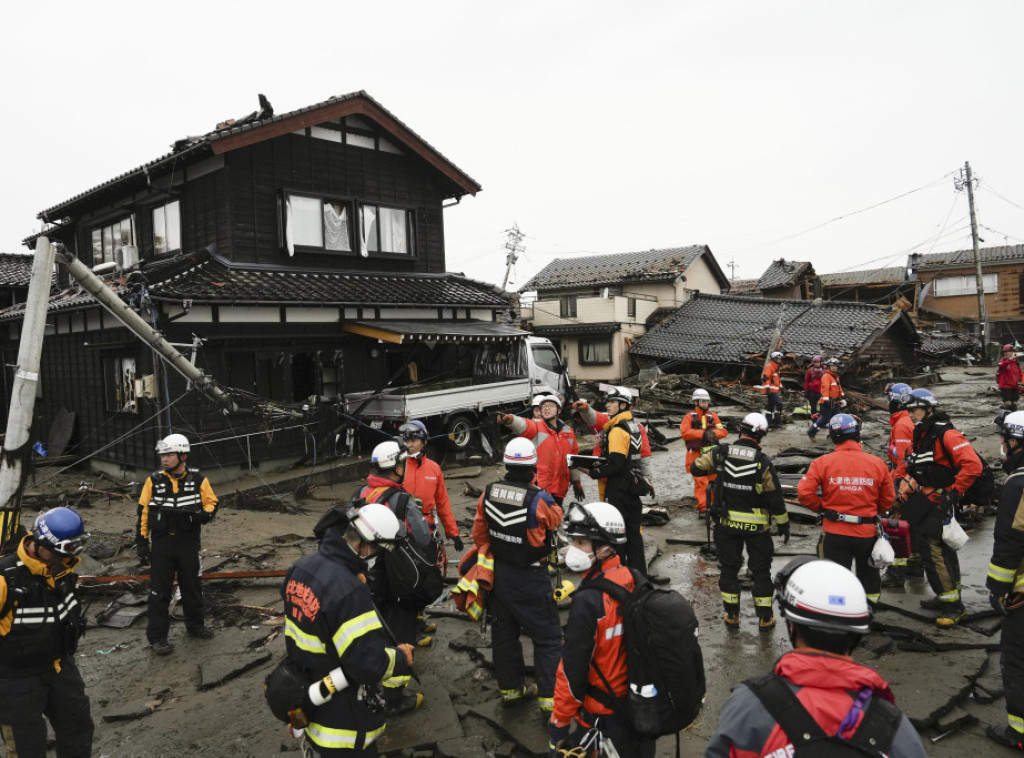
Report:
577,572,638,716
742,673,828,747
846,695,903,754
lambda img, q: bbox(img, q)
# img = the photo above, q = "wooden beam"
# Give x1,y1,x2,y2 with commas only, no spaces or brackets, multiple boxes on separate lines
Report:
342,322,404,343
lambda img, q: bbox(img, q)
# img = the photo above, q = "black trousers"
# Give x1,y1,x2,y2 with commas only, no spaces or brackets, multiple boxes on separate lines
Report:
579,708,656,758
920,534,962,604
714,526,774,620
1001,603,1024,731
148,532,204,643
0,657,94,758
490,562,562,698
606,484,645,575
817,532,881,603
1002,387,1020,409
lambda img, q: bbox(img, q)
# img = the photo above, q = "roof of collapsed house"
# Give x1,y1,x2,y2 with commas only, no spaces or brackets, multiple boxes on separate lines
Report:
757,259,814,290
520,245,724,291
34,90,480,226
0,249,510,323
916,332,979,357
910,244,1024,269
629,292,916,364
819,266,908,287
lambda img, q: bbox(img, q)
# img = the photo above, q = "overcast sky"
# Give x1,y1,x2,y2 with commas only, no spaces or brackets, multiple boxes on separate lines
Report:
3,2,1023,291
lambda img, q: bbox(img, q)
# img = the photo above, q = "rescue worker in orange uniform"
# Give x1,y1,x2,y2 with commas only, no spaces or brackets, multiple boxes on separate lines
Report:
761,351,784,429
549,502,655,758
901,388,983,627
498,395,583,505
572,394,654,501
882,382,918,588
473,438,564,713
808,357,844,440
398,420,463,553
797,414,894,606
680,388,728,517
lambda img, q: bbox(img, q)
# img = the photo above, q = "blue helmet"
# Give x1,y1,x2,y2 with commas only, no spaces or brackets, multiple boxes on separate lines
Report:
827,413,860,442
33,507,89,557
902,388,937,410
885,382,912,403
398,420,428,441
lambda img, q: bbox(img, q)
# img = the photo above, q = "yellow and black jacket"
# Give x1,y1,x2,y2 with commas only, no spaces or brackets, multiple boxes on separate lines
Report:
691,439,788,533
137,468,218,539
988,448,1024,596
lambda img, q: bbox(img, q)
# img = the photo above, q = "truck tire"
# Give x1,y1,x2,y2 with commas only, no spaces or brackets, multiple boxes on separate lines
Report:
445,413,477,453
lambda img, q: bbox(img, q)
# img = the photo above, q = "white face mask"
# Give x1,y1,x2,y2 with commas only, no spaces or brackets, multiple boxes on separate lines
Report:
364,553,378,571
565,545,596,572
1001,443,1009,461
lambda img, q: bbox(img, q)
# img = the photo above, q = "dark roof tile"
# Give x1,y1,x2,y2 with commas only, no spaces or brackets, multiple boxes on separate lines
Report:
819,266,907,287
756,259,814,290
0,253,35,287
911,244,1024,269
520,246,712,291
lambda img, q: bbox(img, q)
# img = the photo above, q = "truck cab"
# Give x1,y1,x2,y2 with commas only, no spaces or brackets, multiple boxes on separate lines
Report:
527,336,569,399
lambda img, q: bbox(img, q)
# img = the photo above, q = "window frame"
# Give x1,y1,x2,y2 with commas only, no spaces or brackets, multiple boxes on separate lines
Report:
578,336,613,366
933,273,998,297
102,354,139,414
91,215,136,266
151,199,182,257
559,295,578,318
358,202,416,259
283,191,356,256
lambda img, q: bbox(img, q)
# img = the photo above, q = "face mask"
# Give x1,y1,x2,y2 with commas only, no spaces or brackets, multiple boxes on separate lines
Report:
565,546,595,572
364,554,377,571
1001,443,1009,461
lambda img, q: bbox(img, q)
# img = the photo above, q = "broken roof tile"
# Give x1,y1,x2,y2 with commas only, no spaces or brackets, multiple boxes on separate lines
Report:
520,246,713,291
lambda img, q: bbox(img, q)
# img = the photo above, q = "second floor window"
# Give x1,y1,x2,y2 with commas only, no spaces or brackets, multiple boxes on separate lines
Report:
285,194,353,254
91,216,135,265
559,295,577,318
152,200,181,255
933,273,997,297
360,204,414,257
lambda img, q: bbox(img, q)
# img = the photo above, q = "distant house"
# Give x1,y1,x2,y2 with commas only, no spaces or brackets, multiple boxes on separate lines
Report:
520,246,730,381
724,259,819,300
629,293,919,381
2,90,514,479
819,266,913,307
910,245,1024,344
0,252,36,309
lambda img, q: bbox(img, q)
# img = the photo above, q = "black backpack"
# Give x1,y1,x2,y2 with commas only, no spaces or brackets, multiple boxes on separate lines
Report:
743,673,903,757
583,571,706,737
935,429,996,505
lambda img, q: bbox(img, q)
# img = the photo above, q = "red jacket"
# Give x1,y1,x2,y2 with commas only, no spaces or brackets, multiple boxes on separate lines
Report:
552,556,635,725
997,356,1023,389
912,417,983,497
402,455,458,538
887,410,914,479
705,649,925,758
797,440,894,538
819,370,843,402
804,365,824,394
679,407,728,452
592,410,651,458
761,361,781,394
514,418,579,498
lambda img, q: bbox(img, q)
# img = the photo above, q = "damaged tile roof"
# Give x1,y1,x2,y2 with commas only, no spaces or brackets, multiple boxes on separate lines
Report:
520,246,712,291
532,322,621,338
0,250,510,323
757,259,814,290
910,244,1024,269
36,90,480,224
0,253,34,287
629,293,914,364
917,332,979,357
819,267,907,287
728,278,760,294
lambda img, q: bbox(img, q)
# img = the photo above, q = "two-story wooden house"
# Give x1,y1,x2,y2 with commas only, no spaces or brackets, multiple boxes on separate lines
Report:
520,246,730,381
3,91,514,479
910,244,1024,345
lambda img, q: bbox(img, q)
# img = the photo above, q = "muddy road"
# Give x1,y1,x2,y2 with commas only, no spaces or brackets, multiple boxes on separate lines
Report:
22,366,1013,757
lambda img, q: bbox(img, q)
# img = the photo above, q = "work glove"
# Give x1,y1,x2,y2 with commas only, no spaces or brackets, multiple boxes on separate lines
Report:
496,413,515,427
451,535,465,552
196,510,214,525
548,721,571,756
940,489,960,513
571,400,589,412
990,592,1007,615
572,481,585,501
776,521,791,545
136,537,151,566
839,399,848,408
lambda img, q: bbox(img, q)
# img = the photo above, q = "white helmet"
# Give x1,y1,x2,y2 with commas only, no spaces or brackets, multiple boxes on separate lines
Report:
605,386,634,407
531,395,545,408
371,440,407,471
536,394,562,410
565,502,627,545
691,389,711,403
770,351,783,361
156,433,190,454
1002,410,1024,440
351,503,404,548
503,437,538,467
739,412,769,439
775,557,871,634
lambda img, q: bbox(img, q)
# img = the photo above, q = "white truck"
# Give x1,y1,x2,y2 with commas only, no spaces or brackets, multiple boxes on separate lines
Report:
343,335,569,454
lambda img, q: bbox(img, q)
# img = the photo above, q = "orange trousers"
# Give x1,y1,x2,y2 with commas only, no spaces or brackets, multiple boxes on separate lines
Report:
685,449,716,513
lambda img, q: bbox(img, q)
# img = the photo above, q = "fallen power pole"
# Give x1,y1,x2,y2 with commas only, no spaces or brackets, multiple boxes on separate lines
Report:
0,238,57,554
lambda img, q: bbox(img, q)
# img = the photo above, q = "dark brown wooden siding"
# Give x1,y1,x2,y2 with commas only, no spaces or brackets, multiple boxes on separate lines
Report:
225,133,446,272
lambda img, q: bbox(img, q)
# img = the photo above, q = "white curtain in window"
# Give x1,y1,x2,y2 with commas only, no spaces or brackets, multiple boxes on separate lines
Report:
378,208,407,254
581,339,611,364
286,195,323,255
360,205,377,257
323,202,351,251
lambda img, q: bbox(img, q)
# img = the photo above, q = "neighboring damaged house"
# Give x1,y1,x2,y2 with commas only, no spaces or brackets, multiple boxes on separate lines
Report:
520,246,730,381
629,293,919,382
819,266,914,308
3,90,515,479
756,259,819,300
0,252,36,309
910,244,1024,345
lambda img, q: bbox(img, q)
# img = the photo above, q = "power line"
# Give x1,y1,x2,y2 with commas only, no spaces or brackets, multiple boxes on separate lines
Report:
979,182,1024,214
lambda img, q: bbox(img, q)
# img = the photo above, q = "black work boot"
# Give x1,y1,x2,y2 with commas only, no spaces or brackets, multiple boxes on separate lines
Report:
151,640,173,656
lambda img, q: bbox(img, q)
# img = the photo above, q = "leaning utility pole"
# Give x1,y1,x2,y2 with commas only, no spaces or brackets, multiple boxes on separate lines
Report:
0,237,57,554
501,223,525,290
959,162,988,345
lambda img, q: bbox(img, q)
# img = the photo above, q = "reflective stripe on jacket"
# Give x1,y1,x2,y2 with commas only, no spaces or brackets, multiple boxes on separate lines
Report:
988,452,1024,595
